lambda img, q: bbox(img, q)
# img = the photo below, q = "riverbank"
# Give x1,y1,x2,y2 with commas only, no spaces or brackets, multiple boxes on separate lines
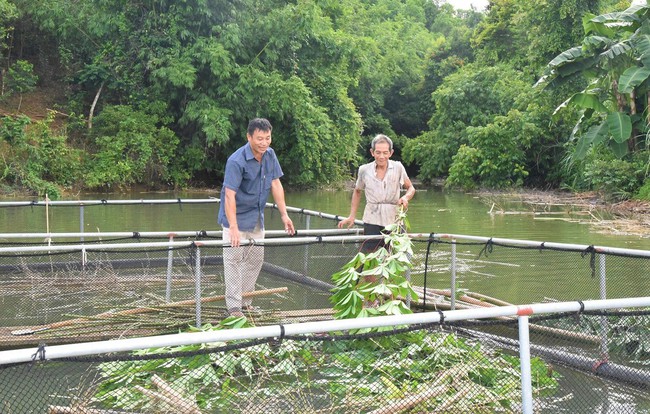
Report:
472,189,650,237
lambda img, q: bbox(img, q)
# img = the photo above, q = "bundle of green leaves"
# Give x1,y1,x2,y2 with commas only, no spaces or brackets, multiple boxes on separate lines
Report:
330,207,419,322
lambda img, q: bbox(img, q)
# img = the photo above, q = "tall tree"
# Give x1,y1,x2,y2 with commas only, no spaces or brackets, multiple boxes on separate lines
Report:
0,0,18,95
403,63,527,182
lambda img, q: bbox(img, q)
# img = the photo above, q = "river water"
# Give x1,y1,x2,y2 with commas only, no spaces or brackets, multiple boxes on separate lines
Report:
1,187,649,249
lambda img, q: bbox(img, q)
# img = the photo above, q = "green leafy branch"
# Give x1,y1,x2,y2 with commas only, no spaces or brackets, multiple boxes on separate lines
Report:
330,207,419,321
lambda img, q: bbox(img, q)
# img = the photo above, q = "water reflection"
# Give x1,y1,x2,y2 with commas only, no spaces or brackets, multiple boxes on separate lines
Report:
0,188,648,250
284,188,650,250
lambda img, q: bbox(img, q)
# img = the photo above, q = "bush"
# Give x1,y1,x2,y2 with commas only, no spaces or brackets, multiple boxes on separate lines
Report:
85,104,182,190
3,60,38,101
0,113,81,198
446,111,531,190
634,179,650,201
446,144,480,190
582,152,645,202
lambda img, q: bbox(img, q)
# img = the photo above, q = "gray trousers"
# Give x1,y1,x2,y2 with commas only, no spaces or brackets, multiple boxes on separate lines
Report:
222,225,264,311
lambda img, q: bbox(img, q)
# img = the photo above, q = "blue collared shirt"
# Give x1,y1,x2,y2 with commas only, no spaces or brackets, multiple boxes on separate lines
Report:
218,143,284,231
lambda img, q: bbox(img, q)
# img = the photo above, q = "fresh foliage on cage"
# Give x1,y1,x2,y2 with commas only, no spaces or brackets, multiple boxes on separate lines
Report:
330,207,419,321
91,321,559,413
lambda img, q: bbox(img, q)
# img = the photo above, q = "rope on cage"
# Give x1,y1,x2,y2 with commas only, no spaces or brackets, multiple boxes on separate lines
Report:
31,343,46,361
574,300,585,324
279,324,285,344
581,245,596,278
477,238,493,259
422,233,436,308
268,324,286,349
437,309,445,325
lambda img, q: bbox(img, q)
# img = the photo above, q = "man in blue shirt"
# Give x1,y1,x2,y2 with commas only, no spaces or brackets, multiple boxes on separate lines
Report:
218,118,295,317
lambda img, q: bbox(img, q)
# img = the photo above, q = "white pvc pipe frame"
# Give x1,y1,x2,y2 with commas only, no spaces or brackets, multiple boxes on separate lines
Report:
0,228,361,240
1,232,647,334
0,224,648,259
0,198,365,227
1,297,649,414
2,197,649,257
0,233,650,257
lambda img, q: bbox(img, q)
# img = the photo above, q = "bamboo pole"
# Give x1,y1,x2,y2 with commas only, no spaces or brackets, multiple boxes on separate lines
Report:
415,288,600,343
368,364,470,414
133,375,201,414
12,287,288,335
464,291,513,307
423,288,494,308
48,406,138,413
367,385,448,414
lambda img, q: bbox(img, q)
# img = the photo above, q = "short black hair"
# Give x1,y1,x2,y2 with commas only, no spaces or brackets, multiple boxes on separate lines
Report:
247,118,273,136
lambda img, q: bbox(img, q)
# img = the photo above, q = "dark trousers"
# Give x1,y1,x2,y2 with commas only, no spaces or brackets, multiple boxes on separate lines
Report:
361,223,388,253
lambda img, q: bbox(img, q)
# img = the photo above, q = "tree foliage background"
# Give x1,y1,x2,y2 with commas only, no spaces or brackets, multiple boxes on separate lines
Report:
1,0,647,200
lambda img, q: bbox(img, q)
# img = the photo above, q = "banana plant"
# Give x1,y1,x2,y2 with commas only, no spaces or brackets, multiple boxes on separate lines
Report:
537,2,650,160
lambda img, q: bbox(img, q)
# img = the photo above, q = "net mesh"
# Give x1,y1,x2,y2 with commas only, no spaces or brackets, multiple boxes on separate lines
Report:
0,202,649,413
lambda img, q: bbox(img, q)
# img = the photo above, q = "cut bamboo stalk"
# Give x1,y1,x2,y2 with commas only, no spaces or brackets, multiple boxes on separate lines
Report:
420,288,495,308
12,287,288,336
135,384,201,414
412,299,473,311
48,405,138,413
367,384,448,414
527,321,600,343
368,364,470,414
416,288,600,343
464,291,513,307
150,374,201,413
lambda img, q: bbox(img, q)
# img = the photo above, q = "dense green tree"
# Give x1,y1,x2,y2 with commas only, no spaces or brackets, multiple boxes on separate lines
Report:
11,0,641,197
0,0,18,95
85,104,181,190
540,3,650,156
472,0,603,74
416,0,607,190
403,63,527,182
8,0,487,191
0,113,82,197
393,3,481,139
536,2,650,198
4,60,37,109
446,93,570,190
12,0,369,187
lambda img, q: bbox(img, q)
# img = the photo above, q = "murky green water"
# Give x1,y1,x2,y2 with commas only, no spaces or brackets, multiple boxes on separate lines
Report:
1,187,649,249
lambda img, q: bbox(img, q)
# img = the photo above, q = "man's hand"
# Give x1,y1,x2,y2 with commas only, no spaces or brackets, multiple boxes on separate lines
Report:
337,216,356,229
282,215,295,235
229,226,241,247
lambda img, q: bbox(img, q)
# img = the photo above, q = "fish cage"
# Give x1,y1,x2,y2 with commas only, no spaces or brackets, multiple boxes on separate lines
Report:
0,199,649,413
